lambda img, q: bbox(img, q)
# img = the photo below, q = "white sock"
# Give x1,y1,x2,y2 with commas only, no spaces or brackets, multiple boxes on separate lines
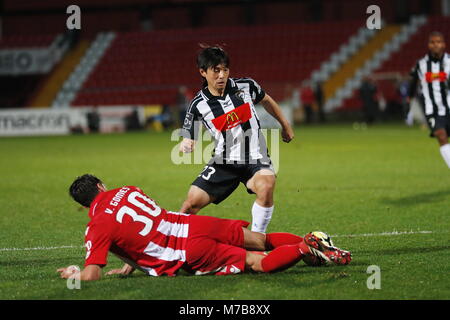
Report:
251,202,274,233
440,144,450,168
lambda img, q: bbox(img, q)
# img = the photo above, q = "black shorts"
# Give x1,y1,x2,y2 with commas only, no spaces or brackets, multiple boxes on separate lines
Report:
425,114,450,137
192,159,275,204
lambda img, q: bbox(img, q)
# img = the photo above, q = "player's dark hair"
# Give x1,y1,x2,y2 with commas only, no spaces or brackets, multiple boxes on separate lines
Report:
429,31,445,41
197,45,229,87
69,174,102,207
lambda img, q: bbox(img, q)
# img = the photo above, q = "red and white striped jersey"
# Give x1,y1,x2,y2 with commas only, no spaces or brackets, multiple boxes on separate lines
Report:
84,186,190,276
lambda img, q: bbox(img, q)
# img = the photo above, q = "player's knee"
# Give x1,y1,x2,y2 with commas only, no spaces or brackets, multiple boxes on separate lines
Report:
255,179,275,204
257,176,275,191
438,135,448,145
254,233,266,250
434,129,448,145
243,228,266,250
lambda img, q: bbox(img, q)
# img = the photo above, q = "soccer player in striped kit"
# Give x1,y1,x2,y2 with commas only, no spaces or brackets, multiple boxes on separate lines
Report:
57,175,350,281
178,46,294,233
409,31,450,167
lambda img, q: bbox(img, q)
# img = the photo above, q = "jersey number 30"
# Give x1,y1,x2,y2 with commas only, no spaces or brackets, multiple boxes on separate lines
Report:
116,192,161,236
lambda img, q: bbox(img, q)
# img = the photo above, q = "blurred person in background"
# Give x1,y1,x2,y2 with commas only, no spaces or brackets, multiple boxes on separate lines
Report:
408,31,450,168
87,107,100,133
300,81,315,124
359,76,379,124
314,81,326,123
125,108,143,131
176,86,192,127
398,75,412,121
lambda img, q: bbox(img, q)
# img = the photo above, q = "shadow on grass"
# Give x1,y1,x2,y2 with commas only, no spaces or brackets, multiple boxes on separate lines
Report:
252,267,357,291
380,189,450,207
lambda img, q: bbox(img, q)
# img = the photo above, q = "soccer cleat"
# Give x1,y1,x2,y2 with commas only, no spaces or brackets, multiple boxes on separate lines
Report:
303,232,352,265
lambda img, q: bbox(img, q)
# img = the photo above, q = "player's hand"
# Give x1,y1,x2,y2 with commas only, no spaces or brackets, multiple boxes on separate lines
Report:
180,138,196,153
281,126,294,143
105,269,124,276
57,265,80,279
106,264,134,276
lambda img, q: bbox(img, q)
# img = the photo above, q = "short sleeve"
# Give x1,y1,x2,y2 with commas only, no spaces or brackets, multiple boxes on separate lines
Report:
247,78,266,104
84,224,112,268
409,62,419,78
408,62,420,98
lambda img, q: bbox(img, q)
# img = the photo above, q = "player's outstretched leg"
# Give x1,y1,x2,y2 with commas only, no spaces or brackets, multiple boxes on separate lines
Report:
245,241,313,273
242,228,303,251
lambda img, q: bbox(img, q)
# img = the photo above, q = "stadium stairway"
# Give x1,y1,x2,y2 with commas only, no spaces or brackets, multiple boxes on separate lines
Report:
68,21,362,106
325,15,427,112
52,32,116,107
376,16,450,74
310,26,377,85
28,40,91,107
323,24,401,102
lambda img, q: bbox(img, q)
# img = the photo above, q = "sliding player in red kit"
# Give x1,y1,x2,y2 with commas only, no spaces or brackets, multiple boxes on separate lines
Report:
57,174,351,281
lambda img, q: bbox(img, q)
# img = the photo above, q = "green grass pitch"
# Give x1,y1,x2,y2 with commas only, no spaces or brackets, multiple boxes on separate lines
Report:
0,123,449,300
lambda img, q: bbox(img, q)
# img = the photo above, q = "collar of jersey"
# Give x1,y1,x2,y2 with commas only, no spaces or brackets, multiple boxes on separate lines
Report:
428,52,445,62
88,191,107,219
202,79,237,101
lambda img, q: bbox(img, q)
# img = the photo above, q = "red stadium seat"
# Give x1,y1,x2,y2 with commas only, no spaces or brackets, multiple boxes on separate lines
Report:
339,16,450,111
72,21,363,106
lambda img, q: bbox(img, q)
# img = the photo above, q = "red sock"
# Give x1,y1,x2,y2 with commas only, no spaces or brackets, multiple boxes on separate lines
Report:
298,241,312,255
265,233,304,250
260,244,304,273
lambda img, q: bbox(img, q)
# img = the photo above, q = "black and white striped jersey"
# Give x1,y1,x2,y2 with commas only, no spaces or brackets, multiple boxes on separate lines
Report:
180,77,270,163
409,53,450,116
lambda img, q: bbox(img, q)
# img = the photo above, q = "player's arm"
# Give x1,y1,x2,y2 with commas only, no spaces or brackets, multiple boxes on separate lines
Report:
179,103,201,153
58,227,111,281
57,264,102,281
407,62,420,103
260,93,294,143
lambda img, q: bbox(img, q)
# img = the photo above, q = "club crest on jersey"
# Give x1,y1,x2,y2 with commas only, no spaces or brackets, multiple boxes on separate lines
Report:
212,103,252,131
235,89,246,101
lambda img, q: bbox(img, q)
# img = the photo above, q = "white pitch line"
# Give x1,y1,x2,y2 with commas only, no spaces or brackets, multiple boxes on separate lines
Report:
332,230,434,238
0,230,440,252
0,245,82,252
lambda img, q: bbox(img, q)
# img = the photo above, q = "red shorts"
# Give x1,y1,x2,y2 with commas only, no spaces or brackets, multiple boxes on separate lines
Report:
184,215,250,275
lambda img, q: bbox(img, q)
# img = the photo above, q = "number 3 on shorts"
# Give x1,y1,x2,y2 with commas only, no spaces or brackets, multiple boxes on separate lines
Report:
200,166,216,180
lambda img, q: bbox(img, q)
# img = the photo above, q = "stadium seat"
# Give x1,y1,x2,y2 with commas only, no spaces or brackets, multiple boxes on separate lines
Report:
72,21,362,106
339,16,450,111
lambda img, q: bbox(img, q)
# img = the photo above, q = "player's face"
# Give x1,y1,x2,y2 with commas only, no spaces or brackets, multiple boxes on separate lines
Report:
428,35,446,57
200,64,229,94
